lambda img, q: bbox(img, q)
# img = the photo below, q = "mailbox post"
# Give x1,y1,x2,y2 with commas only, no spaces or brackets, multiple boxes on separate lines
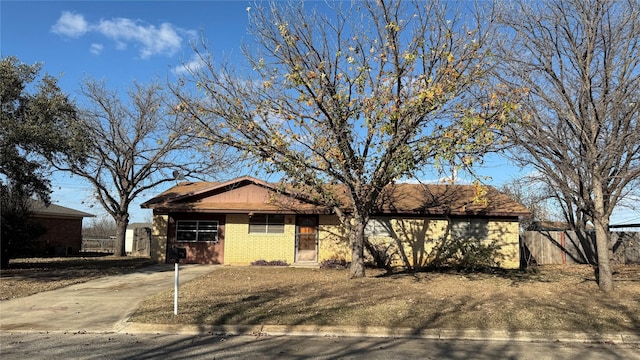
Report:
168,246,186,315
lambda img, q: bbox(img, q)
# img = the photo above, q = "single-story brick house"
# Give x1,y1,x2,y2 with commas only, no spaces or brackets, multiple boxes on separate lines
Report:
141,176,530,268
30,201,95,256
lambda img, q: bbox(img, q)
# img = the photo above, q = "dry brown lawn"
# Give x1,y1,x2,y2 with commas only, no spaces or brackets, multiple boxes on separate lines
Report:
130,265,640,333
0,256,155,300
2,258,638,333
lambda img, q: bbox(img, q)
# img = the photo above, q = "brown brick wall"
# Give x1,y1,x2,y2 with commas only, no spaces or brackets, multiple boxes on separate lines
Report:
167,213,226,264
33,217,83,255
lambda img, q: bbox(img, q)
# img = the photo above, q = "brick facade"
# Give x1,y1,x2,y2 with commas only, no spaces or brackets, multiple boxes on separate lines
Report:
317,216,521,269
151,213,521,268
32,216,83,255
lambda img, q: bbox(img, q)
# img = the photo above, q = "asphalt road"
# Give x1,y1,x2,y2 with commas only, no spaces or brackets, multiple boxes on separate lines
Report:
2,332,639,360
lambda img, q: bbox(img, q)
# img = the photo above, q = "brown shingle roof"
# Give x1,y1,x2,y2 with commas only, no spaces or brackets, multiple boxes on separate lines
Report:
141,176,530,217
29,200,95,219
140,181,219,207
374,183,530,216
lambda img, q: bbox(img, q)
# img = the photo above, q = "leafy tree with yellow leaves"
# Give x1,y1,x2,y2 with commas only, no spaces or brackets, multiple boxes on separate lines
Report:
173,0,521,277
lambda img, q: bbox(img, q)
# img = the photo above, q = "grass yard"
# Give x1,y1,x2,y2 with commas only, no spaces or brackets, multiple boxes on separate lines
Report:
0,256,155,300
130,265,640,333
2,257,638,334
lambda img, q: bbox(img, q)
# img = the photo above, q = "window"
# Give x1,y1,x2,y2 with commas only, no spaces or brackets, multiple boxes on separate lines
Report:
176,220,219,242
365,218,392,237
450,218,488,240
249,214,285,234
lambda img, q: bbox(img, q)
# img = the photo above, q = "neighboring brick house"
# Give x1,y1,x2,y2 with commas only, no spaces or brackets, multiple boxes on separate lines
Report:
142,176,530,268
30,201,94,256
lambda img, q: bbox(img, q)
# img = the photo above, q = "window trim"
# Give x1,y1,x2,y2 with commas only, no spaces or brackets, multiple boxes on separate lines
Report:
175,220,219,242
365,217,392,237
450,218,489,240
248,214,285,234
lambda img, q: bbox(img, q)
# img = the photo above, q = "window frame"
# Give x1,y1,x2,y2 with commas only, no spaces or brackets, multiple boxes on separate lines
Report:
365,217,392,237
248,214,285,234
175,220,219,243
450,218,489,241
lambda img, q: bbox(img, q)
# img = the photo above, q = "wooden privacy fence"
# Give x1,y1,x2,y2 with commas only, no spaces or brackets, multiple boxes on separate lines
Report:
520,231,640,266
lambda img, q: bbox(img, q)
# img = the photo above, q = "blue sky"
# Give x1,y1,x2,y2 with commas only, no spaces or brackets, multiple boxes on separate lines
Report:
2,1,638,225
2,0,254,223
2,1,251,91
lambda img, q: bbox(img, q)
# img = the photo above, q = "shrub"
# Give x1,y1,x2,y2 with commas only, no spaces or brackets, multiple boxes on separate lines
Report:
430,238,502,271
320,259,349,269
250,259,289,266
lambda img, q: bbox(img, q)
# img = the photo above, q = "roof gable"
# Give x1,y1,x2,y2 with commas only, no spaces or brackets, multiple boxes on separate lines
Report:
141,176,319,213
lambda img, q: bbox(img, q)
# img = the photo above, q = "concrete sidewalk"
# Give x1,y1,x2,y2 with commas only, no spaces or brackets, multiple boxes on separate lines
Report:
0,264,218,333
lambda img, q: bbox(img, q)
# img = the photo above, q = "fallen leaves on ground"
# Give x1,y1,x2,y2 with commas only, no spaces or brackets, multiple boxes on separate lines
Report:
130,264,640,333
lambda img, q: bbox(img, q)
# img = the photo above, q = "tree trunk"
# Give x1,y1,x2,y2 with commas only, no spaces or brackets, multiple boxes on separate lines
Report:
112,214,129,257
349,218,366,278
594,222,613,292
593,181,613,292
0,248,9,269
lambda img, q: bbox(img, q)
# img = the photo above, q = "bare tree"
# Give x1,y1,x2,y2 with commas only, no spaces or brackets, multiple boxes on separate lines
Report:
52,79,226,256
82,216,117,239
173,1,520,277
500,176,562,230
496,0,640,291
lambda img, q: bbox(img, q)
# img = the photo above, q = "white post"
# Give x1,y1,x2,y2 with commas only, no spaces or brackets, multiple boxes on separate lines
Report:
174,261,179,315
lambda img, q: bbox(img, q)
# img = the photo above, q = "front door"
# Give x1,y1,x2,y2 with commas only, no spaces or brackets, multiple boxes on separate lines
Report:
296,215,318,262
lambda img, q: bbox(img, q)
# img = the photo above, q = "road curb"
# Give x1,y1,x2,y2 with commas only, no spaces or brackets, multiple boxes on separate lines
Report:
121,323,640,344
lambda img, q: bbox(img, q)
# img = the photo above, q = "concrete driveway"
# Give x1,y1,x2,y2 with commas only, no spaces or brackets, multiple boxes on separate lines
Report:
0,264,218,332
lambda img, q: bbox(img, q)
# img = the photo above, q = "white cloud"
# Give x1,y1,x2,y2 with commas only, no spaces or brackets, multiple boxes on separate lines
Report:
95,18,183,58
51,11,89,38
89,43,104,55
172,56,205,75
51,11,193,59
